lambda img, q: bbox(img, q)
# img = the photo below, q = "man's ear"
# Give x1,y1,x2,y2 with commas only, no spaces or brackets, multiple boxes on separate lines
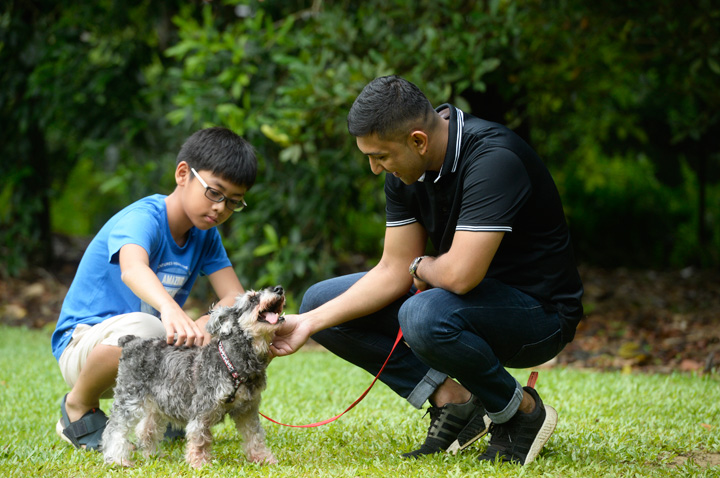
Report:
175,161,190,186
409,130,429,155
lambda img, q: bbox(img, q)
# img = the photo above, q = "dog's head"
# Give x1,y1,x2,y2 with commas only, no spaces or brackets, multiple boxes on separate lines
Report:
207,286,285,352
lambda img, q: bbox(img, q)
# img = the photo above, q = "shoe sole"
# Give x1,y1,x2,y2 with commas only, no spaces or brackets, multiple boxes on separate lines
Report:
446,415,492,455
523,404,558,465
56,418,109,451
56,419,76,448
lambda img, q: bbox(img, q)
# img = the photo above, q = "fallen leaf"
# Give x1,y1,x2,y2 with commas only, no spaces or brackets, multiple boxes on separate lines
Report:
1,304,27,320
679,359,703,372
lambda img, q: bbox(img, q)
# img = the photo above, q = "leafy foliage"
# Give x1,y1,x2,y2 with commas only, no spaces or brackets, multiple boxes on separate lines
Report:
0,0,184,275
507,0,720,266
159,0,525,295
2,0,719,293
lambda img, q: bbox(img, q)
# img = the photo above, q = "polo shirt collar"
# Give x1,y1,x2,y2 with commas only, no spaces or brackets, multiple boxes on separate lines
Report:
432,103,464,183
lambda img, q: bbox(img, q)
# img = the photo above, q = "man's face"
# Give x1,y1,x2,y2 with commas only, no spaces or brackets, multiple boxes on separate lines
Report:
356,133,426,185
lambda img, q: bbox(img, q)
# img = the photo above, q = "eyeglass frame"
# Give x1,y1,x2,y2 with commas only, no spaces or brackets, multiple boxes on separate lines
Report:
190,167,247,212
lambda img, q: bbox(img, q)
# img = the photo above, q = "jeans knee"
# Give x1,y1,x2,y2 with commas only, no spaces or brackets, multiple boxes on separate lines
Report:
299,282,323,313
299,273,365,314
398,302,436,355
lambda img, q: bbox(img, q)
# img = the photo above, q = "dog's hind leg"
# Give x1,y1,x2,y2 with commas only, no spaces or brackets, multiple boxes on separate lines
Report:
184,417,213,468
231,402,277,465
135,400,165,459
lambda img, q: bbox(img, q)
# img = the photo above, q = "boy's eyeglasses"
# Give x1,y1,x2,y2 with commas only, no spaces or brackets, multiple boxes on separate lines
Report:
191,168,247,212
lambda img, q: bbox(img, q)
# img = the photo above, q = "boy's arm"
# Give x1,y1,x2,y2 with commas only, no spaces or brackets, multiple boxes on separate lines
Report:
193,267,245,343
119,243,205,347
206,266,245,306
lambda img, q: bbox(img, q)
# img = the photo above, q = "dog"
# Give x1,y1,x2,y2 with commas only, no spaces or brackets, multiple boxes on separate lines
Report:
101,285,285,468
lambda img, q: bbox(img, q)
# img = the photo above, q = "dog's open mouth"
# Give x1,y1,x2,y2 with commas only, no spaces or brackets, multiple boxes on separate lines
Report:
258,297,285,325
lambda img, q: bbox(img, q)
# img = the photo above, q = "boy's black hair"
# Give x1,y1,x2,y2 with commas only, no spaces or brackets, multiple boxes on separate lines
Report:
347,75,435,140
177,127,257,188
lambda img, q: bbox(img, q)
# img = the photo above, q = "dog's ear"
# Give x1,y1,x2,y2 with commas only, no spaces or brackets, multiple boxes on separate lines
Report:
206,306,234,336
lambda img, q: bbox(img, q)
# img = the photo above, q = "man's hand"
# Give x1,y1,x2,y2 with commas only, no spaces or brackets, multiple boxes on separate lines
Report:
269,314,314,358
413,276,432,292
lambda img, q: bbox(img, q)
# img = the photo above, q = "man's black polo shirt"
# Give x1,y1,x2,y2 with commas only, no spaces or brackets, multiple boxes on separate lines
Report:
385,104,583,325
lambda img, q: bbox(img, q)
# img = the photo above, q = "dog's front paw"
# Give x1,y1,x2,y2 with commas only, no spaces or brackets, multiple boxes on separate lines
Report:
189,458,211,469
105,456,134,468
187,450,212,469
142,449,166,460
248,451,277,465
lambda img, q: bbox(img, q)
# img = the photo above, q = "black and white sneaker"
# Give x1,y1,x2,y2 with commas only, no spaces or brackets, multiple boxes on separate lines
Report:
478,386,557,465
446,412,492,454
403,396,487,458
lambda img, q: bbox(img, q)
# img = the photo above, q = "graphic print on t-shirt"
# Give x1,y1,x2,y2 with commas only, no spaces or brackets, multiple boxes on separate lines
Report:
140,260,191,315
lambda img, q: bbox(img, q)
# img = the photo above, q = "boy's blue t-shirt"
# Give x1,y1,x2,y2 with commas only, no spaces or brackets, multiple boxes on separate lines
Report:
51,194,232,361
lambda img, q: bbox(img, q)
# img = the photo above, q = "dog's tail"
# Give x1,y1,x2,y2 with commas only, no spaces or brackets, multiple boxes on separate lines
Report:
118,334,138,348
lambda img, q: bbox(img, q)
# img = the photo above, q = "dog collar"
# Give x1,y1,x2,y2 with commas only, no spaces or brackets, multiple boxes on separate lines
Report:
218,340,245,403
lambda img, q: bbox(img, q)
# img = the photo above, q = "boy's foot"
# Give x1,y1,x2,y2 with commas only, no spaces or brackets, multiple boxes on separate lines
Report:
478,386,557,465
163,424,186,441
56,394,107,451
403,396,488,458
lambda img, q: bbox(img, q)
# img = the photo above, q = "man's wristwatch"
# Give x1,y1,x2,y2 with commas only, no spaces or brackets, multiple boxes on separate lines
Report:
409,256,427,279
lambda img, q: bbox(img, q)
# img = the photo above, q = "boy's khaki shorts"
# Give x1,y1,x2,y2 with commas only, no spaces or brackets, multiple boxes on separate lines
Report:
58,312,166,390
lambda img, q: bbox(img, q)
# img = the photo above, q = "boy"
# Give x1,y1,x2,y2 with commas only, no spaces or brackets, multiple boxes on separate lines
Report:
52,127,256,451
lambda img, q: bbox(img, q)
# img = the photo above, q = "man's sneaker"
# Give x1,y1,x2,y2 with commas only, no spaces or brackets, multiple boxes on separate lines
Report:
402,396,487,458
478,386,557,465
446,412,492,454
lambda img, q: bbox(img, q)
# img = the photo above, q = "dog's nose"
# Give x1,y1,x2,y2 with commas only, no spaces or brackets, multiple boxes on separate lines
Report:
272,285,284,295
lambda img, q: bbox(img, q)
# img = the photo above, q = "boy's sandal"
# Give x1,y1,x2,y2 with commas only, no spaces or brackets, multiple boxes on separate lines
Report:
56,394,108,451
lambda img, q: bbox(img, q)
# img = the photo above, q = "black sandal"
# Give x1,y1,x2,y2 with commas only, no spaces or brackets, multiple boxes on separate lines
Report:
56,394,108,451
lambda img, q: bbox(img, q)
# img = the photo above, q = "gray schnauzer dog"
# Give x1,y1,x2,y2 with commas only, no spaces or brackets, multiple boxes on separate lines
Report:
102,286,285,468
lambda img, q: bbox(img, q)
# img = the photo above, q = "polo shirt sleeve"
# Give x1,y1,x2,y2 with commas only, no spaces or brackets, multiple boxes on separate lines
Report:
384,175,417,227
457,148,532,232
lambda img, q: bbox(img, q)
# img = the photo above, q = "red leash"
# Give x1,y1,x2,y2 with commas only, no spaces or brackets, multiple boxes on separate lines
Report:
260,328,404,428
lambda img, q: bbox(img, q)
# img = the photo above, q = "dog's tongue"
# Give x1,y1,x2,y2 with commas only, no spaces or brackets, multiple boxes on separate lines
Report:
263,311,280,324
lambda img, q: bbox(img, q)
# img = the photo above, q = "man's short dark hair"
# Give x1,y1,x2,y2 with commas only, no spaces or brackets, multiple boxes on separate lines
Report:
347,75,435,140
177,127,257,188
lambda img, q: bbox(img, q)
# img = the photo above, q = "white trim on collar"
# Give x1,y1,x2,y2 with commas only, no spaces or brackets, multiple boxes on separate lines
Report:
434,107,464,183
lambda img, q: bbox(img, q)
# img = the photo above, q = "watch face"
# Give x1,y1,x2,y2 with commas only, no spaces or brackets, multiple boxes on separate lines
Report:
410,256,424,277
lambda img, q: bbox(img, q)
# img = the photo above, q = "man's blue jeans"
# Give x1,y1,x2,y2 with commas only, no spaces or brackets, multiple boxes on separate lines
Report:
302,272,574,423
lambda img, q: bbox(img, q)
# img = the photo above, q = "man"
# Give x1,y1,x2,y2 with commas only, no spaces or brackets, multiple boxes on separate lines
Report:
270,75,583,465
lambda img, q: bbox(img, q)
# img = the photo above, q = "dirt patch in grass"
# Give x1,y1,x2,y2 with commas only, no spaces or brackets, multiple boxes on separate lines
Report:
661,451,720,468
555,265,720,375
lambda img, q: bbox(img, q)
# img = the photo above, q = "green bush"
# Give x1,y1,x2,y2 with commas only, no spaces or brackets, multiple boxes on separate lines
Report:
3,0,718,283
558,148,686,267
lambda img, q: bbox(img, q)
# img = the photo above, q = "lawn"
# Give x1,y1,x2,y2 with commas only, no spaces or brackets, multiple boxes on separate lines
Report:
0,325,718,477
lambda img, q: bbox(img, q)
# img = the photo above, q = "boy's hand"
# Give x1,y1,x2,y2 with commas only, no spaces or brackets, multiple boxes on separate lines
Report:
269,314,313,358
119,244,207,347
160,304,205,347
195,315,213,345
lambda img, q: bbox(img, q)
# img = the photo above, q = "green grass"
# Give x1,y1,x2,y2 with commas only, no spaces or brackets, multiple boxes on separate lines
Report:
1,325,718,477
